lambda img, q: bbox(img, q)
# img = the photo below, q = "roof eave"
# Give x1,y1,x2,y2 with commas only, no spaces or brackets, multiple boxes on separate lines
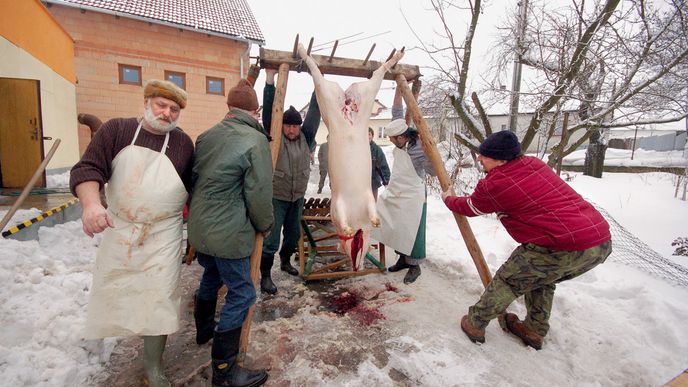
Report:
44,0,265,46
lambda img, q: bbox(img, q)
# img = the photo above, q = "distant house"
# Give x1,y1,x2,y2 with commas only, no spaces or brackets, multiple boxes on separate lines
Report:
0,0,79,187
608,122,687,152
44,0,264,154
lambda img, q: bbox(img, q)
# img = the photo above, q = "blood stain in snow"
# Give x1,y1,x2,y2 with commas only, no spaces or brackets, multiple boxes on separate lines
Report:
328,289,386,326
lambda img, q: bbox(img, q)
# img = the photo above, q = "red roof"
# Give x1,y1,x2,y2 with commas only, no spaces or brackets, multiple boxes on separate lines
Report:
46,0,264,43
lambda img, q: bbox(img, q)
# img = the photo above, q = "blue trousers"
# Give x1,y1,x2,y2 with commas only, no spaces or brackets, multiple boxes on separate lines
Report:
196,252,255,331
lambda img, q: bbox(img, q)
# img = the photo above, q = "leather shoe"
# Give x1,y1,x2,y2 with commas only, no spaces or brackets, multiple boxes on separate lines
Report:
403,265,421,284
388,255,410,272
460,315,485,344
260,276,277,295
505,313,543,350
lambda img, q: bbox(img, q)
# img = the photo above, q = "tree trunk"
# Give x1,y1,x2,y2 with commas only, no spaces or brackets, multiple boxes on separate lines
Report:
583,130,607,178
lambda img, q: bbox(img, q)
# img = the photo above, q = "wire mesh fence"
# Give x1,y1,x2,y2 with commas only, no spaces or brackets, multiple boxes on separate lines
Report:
593,202,688,288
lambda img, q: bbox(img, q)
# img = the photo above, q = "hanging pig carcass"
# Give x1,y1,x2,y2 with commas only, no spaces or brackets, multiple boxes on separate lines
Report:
298,43,403,270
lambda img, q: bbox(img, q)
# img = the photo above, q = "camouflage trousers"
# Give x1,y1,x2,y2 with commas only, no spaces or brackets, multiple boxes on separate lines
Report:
468,240,612,337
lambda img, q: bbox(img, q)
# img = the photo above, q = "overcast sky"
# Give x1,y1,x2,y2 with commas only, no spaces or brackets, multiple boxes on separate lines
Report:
246,0,510,109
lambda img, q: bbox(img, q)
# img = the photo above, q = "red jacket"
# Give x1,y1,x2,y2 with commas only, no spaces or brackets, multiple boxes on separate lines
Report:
444,156,610,251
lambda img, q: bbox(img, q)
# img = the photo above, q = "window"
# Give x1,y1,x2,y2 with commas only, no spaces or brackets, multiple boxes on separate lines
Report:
378,126,384,138
165,70,186,90
501,124,507,131
206,77,225,95
118,64,142,85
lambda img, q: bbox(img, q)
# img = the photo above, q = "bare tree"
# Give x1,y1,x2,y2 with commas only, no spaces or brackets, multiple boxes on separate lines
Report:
408,0,688,178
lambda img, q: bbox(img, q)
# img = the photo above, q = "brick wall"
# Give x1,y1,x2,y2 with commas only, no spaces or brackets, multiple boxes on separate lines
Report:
48,4,249,154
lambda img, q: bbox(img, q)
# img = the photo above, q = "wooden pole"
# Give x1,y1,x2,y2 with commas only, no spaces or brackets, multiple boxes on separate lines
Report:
0,139,61,233
395,74,493,288
270,64,290,167
238,64,289,365
405,80,421,127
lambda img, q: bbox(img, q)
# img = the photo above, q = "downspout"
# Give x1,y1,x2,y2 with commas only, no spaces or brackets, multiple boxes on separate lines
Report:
78,113,102,139
240,42,252,79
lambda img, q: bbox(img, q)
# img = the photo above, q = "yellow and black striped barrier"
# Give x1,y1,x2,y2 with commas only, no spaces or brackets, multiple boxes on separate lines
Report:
2,198,80,238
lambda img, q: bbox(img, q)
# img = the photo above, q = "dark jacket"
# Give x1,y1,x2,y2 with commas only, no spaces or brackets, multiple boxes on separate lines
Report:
263,84,321,202
188,109,274,259
370,141,390,189
444,156,610,251
318,142,329,172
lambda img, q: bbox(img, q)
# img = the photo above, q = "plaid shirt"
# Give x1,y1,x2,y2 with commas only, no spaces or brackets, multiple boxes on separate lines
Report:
444,156,610,251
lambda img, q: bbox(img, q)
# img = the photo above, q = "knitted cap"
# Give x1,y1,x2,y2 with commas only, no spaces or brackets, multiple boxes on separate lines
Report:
283,106,303,125
226,79,259,111
144,79,187,109
478,131,521,161
386,119,408,137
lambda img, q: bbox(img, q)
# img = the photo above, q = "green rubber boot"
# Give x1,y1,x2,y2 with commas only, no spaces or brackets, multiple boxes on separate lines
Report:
143,335,171,387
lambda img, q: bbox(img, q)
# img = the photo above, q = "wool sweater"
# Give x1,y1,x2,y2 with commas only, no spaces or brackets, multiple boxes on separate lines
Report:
69,117,194,194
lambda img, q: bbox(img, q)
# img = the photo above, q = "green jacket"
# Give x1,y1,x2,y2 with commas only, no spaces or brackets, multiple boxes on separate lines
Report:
188,109,274,259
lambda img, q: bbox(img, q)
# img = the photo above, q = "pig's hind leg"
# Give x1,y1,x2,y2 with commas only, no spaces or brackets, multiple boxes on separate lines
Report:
332,196,354,237
367,192,380,227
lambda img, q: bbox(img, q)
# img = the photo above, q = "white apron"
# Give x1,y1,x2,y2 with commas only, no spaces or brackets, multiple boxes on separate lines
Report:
85,122,188,339
371,147,425,255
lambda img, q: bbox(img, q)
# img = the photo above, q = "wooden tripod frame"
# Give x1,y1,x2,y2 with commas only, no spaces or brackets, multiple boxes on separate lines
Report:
297,197,386,281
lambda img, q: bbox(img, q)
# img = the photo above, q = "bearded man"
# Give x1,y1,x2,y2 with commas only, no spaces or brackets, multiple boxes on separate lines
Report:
70,79,194,387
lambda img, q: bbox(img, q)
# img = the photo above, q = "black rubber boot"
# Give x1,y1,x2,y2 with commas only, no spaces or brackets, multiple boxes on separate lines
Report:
279,255,299,276
194,293,217,345
388,254,410,272
260,275,277,295
403,265,421,284
259,254,277,295
211,328,268,387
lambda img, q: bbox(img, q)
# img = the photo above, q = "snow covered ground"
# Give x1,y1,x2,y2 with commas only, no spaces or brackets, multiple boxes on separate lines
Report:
0,149,687,386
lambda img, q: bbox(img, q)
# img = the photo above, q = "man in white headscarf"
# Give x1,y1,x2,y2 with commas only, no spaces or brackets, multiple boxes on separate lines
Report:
372,88,436,284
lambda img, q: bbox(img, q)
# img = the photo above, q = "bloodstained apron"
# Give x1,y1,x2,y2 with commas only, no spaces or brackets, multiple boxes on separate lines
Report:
85,122,187,338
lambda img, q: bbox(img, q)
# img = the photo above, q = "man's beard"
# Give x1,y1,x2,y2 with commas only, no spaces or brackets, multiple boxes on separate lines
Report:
144,103,178,133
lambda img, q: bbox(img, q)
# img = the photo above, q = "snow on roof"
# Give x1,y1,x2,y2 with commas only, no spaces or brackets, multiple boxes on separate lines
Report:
46,0,264,43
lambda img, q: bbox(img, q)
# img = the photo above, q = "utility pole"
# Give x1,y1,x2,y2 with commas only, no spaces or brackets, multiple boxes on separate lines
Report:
508,0,529,133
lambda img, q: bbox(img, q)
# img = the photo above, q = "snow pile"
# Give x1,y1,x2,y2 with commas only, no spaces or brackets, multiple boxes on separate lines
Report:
46,171,71,189
0,222,112,386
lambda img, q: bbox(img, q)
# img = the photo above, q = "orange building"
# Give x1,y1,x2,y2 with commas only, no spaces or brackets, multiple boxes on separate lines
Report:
44,0,265,154
0,0,78,187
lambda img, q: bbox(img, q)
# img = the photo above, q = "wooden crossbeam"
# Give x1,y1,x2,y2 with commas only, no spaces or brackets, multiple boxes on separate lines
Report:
260,47,421,81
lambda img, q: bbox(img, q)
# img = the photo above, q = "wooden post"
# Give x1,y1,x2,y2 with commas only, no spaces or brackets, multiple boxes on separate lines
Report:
238,63,289,364
0,139,61,232
405,80,421,127
270,64,290,166
556,112,569,176
395,74,493,288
